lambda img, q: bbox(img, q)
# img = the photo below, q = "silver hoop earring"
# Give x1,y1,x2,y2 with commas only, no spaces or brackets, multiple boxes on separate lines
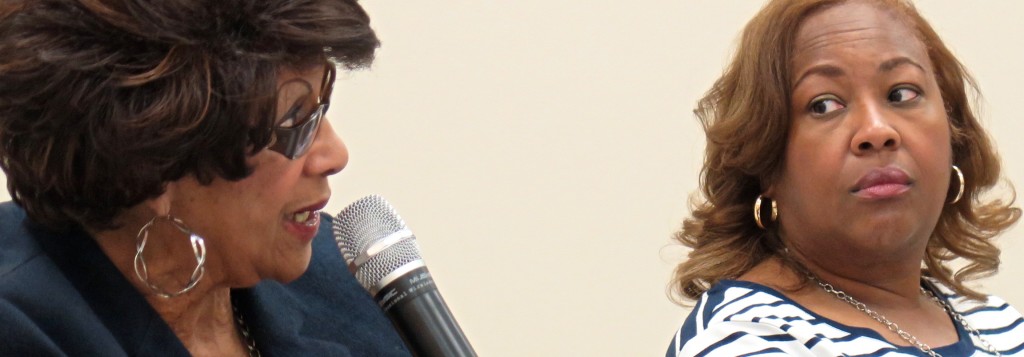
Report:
133,215,207,298
950,165,965,204
754,195,778,230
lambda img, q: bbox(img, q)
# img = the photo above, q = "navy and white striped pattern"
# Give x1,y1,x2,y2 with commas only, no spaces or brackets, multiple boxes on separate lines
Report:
667,280,1024,356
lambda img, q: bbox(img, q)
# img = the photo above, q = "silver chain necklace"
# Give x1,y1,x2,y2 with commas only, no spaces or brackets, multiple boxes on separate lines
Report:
811,276,1001,356
231,299,262,357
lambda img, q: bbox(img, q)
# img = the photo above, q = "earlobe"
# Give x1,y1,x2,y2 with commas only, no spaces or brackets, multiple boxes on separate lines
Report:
143,182,176,216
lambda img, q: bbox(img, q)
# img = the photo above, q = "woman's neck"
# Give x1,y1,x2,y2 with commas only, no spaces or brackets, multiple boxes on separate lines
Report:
90,222,250,356
145,288,249,356
786,245,925,307
739,256,959,348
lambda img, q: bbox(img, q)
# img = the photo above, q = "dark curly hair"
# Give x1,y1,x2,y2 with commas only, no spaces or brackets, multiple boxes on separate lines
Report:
0,0,379,231
671,0,1020,303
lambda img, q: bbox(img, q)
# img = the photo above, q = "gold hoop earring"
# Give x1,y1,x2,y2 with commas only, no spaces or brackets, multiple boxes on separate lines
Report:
950,165,965,204
754,195,777,229
133,215,207,298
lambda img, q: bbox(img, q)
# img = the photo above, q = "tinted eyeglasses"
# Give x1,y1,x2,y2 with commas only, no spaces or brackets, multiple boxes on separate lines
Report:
268,63,336,159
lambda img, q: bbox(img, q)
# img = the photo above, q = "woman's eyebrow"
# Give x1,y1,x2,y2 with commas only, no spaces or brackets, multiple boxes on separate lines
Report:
793,64,845,88
878,56,925,73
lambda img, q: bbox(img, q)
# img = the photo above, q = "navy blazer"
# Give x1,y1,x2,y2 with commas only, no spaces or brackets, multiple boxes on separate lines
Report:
0,201,411,356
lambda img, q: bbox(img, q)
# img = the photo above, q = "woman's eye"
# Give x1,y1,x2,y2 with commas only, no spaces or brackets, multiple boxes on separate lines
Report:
808,96,845,115
278,117,295,128
276,104,302,128
888,87,920,103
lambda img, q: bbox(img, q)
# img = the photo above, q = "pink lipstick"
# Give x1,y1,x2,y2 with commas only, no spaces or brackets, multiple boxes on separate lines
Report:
851,167,912,200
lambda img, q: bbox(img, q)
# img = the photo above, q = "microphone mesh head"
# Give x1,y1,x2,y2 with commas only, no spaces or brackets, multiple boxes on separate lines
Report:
333,195,424,291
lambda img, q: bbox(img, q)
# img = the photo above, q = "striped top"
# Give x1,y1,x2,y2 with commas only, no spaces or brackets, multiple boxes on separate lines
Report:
667,279,1024,356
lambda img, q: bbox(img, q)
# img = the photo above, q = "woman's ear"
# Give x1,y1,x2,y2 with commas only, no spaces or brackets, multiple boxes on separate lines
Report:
142,182,176,216
760,177,776,198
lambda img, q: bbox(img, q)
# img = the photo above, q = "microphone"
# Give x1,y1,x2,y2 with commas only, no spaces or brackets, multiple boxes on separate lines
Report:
333,195,477,357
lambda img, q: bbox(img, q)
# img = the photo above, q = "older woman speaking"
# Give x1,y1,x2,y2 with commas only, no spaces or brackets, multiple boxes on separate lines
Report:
668,0,1023,356
0,0,410,355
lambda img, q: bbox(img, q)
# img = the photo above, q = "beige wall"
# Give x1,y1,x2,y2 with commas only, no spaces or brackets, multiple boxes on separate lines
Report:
2,1,1021,355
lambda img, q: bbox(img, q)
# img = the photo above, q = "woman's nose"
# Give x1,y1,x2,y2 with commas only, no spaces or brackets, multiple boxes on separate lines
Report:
305,118,348,177
850,104,901,155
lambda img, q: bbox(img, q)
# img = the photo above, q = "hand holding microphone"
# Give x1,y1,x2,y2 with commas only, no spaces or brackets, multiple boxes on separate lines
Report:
333,195,477,357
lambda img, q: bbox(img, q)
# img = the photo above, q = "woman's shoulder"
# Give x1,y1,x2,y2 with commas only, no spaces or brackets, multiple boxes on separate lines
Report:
926,278,1021,313
667,280,815,356
0,201,58,295
0,202,85,293
681,280,813,326
0,201,159,355
927,278,1024,350
0,202,67,354
0,201,42,279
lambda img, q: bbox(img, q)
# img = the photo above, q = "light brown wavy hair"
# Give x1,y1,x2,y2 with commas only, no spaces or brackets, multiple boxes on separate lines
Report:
671,0,1021,303
0,0,379,232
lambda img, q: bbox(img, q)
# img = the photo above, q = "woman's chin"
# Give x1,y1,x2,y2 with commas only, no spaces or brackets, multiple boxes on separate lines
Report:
265,246,315,284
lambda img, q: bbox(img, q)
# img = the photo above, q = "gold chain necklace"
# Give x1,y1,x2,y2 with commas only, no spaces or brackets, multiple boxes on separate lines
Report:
810,276,1001,356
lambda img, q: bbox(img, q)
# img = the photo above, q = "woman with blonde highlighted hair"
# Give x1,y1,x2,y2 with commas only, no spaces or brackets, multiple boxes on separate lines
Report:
667,0,1022,355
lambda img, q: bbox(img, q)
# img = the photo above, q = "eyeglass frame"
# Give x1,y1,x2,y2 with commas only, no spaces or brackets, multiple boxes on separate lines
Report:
268,62,336,160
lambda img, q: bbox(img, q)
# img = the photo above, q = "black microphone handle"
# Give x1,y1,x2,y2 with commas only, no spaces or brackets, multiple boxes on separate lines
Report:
375,265,477,357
